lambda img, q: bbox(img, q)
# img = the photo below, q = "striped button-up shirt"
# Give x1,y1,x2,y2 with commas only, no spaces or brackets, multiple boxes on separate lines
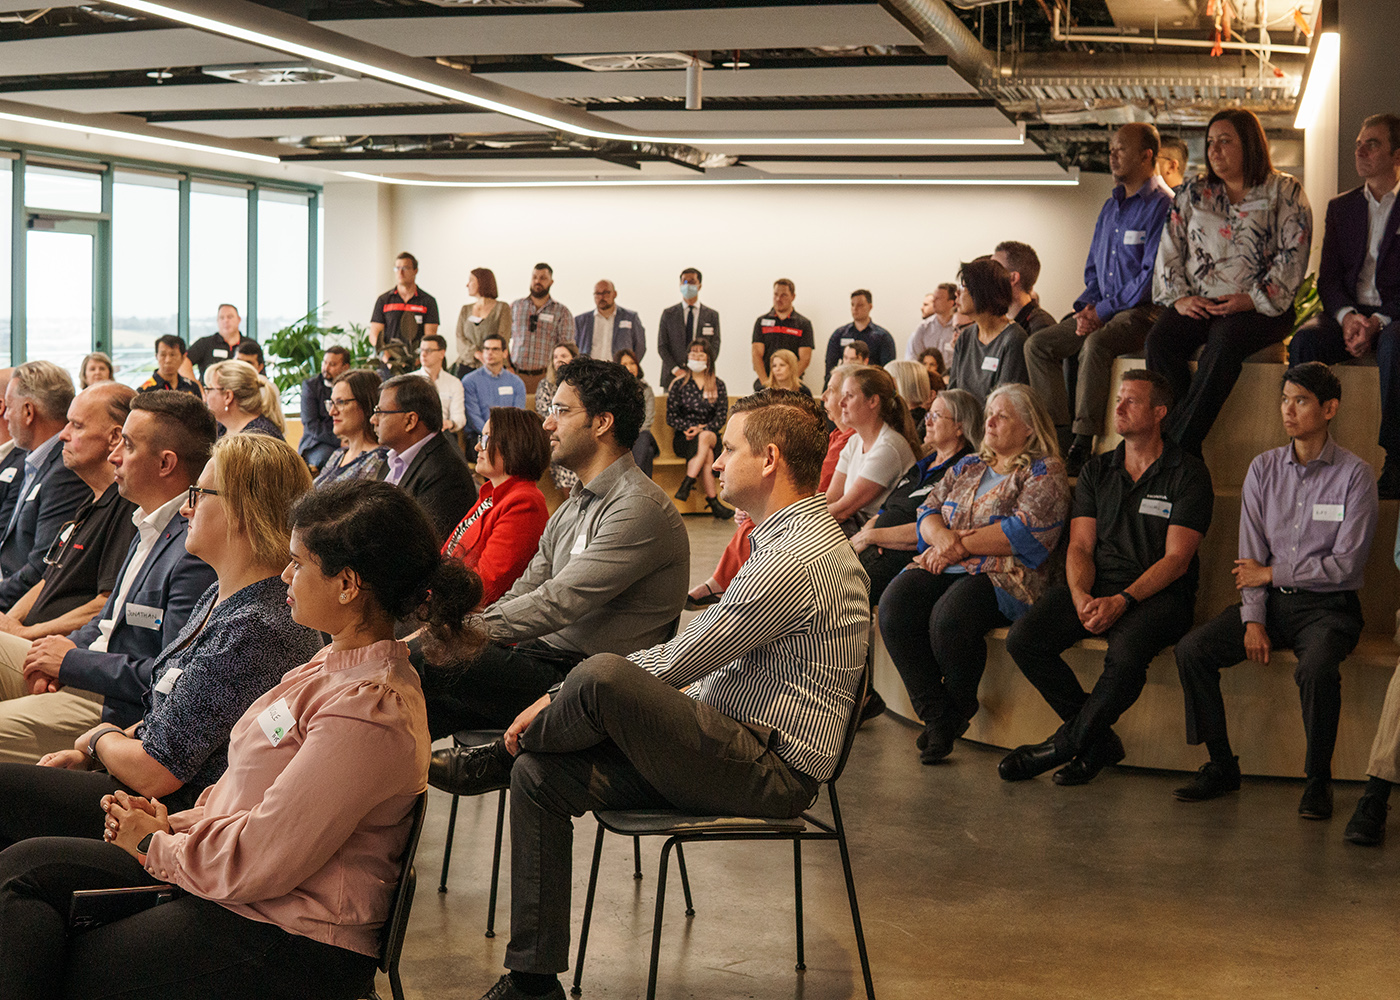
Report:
630,493,870,781
510,296,576,371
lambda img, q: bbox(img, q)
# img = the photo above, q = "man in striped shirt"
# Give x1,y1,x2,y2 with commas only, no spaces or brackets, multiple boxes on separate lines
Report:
452,390,869,1000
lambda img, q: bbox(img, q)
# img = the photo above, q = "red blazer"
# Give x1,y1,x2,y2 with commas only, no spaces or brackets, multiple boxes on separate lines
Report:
441,475,549,608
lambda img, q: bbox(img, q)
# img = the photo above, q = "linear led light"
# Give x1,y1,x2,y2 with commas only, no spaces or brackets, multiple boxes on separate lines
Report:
0,108,281,164
1293,31,1340,130
109,0,1026,148
338,171,1080,188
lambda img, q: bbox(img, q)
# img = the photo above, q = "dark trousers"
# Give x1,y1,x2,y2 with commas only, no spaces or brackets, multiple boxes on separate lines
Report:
1175,591,1364,778
1005,583,1195,754
1144,307,1294,455
504,654,817,974
632,429,659,477
1289,311,1400,457
877,569,1010,730
0,766,125,851
859,545,916,608
413,638,586,740
0,836,375,999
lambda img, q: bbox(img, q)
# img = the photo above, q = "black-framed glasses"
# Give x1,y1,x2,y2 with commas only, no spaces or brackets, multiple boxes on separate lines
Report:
187,486,220,509
372,406,410,416
327,398,357,411
43,520,79,568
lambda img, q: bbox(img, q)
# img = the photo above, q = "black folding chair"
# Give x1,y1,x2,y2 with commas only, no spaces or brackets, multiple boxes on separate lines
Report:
437,728,511,936
367,791,429,1000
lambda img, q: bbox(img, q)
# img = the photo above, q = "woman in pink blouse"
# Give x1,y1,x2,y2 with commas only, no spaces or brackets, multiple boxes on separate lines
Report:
0,480,484,999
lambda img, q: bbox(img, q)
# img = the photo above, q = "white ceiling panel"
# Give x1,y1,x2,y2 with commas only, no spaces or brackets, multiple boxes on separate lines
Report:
307,157,705,179
593,104,1018,137
0,28,288,76
13,80,439,114
175,111,544,139
318,4,922,57
477,63,976,100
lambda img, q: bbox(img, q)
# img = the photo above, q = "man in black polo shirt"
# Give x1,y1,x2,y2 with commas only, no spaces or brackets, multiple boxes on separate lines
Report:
0,382,138,642
139,336,202,398
183,304,258,383
370,251,440,376
750,277,814,391
1000,369,1213,785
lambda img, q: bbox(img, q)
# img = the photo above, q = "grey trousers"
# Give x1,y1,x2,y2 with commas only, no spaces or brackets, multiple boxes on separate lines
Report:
504,654,818,974
1023,305,1157,436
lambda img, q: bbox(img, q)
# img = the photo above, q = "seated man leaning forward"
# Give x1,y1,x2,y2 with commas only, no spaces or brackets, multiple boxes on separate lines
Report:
417,356,690,746
1173,362,1378,819
434,390,869,1000
1001,369,1213,785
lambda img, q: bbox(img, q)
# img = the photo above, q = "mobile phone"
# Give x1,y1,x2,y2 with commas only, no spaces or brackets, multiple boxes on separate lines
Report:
68,884,180,931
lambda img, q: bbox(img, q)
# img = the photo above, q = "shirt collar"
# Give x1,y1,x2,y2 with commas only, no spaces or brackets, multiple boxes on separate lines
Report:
135,490,186,535
388,431,437,470
1106,437,1182,473
1363,178,1400,207
575,451,636,503
1285,434,1339,468
749,493,827,550
0,439,16,464
24,432,61,472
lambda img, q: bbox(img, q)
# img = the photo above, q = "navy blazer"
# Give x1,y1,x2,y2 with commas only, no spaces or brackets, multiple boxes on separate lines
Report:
1318,184,1400,322
58,512,215,728
299,373,339,455
657,301,721,383
0,440,91,610
397,432,478,543
575,307,647,362
0,445,27,542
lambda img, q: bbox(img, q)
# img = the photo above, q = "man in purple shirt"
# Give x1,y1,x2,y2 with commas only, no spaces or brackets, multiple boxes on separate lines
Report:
1023,123,1174,475
1173,363,1379,819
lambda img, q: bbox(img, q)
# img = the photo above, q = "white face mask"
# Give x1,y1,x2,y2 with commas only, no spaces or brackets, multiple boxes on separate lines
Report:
680,282,699,298
686,359,707,373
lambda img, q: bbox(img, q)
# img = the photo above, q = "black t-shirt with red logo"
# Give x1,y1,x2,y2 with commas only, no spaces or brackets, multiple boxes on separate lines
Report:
371,287,440,354
750,309,815,374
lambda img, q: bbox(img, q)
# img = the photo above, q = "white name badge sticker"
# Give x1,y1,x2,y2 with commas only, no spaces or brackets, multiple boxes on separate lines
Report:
981,355,1000,372
570,532,587,555
25,482,40,503
1313,503,1345,522
619,320,632,329
1140,497,1173,519
910,485,935,499
701,325,715,336
1123,230,1147,245
498,385,514,395
212,348,229,359
841,337,855,346
256,697,294,747
761,318,775,327
125,603,164,631
153,666,182,695
0,467,16,484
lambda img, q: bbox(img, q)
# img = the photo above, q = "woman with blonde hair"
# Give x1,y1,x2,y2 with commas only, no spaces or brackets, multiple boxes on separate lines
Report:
827,366,920,534
885,359,934,433
205,359,285,439
534,342,581,497
79,352,115,389
878,381,1070,763
764,348,810,396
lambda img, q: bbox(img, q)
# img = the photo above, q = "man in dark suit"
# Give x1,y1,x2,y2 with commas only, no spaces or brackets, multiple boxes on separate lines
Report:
298,345,352,474
0,390,218,762
373,373,477,541
575,280,647,363
1289,113,1400,495
0,370,27,535
658,267,721,385
0,362,89,612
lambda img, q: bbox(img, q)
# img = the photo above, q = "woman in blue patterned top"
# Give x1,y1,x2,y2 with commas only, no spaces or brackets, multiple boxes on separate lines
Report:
0,434,322,848
314,370,390,486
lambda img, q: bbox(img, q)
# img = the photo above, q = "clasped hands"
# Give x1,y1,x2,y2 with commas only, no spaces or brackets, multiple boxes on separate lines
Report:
100,789,172,859
1173,293,1252,319
1072,589,1128,635
914,527,974,574
1342,311,1381,358
21,636,75,695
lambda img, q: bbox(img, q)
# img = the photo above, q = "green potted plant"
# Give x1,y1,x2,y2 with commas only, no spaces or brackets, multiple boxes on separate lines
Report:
265,308,377,406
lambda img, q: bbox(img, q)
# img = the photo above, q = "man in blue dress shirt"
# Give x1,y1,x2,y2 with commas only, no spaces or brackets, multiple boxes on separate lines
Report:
461,334,526,449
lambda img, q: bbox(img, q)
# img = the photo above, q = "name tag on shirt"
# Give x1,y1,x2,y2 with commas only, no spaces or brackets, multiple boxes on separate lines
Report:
1139,497,1173,518
910,485,935,498
1313,503,1345,522
570,531,587,555
1123,230,1147,245
761,318,775,327
619,320,632,329
125,603,163,631
701,325,715,336
212,348,229,359
256,697,294,747
153,667,182,695
841,337,855,346
0,468,16,484
981,355,1000,372
25,482,40,503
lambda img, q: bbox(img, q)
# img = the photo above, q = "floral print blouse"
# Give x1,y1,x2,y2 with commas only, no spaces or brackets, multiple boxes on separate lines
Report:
1153,171,1312,318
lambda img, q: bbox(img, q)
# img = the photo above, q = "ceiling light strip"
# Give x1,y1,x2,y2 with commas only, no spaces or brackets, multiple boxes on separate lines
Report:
108,0,1026,148
338,171,1079,188
0,108,280,164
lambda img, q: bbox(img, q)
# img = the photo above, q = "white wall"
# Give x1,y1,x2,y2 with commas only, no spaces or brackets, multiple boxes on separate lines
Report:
322,180,395,334
323,175,1115,393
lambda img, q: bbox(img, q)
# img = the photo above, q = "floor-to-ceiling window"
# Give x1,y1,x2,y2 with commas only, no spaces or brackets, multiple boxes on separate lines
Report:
111,170,179,387
188,179,250,344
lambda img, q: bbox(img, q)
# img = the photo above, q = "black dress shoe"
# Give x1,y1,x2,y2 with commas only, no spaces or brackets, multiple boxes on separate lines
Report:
1172,756,1241,802
429,740,515,797
1298,776,1334,820
1053,730,1126,786
1379,460,1400,501
916,716,969,764
857,688,887,727
673,476,696,501
477,973,565,1000
1344,794,1389,846
706,495,736,519
998,737,1073,782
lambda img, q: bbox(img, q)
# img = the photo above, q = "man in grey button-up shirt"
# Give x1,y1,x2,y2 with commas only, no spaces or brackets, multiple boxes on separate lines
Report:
420,357,689,741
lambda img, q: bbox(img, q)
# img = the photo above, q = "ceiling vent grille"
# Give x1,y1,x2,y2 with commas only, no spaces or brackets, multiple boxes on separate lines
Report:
203,63,360,86
555,52,711,72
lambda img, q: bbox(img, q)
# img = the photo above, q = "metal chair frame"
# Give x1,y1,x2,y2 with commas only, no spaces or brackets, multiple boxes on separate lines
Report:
368,790,429,1000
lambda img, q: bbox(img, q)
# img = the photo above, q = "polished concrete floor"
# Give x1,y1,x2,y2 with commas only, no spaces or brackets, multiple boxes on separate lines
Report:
383,517,1400,1000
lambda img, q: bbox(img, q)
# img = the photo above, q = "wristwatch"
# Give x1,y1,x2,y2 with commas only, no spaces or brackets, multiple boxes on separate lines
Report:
85,725,124,766
136,832,156,866
1118,591,1139,611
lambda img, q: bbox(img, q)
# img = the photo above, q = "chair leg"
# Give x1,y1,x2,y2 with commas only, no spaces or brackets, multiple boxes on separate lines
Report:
646,839,675,1000
485,788,507,938
389,965,406,1000
437,793,461,893
793,839,805,971
830,787,875,1000
675,842,694,916
632,835,643,880
570,822,606,997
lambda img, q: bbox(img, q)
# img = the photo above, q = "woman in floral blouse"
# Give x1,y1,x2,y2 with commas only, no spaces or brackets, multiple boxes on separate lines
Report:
878,382,1071,764
666,339,731,518
1145,108,1312,456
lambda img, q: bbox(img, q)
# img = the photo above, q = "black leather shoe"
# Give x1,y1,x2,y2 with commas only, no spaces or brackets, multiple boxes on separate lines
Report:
998,737,1073,782
1378,460,1400,501
1298,776,1334,820
1053,730,1126,786
1172,757,1241,802
916,716,969,764
477,973,565,1000
429,740,515,797
1344,794,1389,846
706,495,736,519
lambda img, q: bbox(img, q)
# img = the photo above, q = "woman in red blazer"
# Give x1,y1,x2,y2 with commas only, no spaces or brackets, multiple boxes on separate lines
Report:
442,407,551,607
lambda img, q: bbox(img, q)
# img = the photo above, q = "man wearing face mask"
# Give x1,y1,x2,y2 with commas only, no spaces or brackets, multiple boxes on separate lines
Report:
658,268,721,384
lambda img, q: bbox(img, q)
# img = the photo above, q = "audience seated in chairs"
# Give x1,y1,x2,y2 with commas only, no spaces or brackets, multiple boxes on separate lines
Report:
879,382,1070,764
373,373,478,542
667,339,733,518
1145,108,1312,457
436,389,868,1000
315,370,390,487
419,356,689,749
3,390,217,764
946,258,1030,403
534,342,581,499
203,359,286,440
445,407,551,608
1002,369,1213,786
842,340,870,366
462,333,526,453
614,348,659,477
0,479,483,999
0,433,320,860
298,345,351,475
827,366,920,536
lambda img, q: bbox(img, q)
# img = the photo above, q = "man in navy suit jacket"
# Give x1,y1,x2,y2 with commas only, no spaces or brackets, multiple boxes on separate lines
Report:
375,374,478,542
0,390,218,763
1290,113,1400,495
658,268,721,384
575,280,646,363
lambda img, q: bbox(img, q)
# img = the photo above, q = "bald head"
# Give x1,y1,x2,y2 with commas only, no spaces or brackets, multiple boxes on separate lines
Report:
593,279,618,314
60,381,134,487
1110,122,1161,188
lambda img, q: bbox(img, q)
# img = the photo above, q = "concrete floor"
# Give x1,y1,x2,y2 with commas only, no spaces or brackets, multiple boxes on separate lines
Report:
383,517,1400,1000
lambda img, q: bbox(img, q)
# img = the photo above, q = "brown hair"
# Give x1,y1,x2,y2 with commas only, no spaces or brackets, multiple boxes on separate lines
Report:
129,389,218,479
729,389,828,494
485,407,551,480
545,341,580,385
333,370,384,443
767,348,803,391
208,434,313,568
1206,108,1273,188
958,258,1014,317
774,278,796,295
79,352,114,389
471,267,498,299
994,240,1042,293
843,366,921,454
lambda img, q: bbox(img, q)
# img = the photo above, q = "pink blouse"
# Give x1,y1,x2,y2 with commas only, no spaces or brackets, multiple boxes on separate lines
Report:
143,639,430,958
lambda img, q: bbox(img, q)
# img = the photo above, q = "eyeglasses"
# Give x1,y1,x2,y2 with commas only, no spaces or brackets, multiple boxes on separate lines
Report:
478,432,491,448
43,520,79,568
546,403,575,418
372,406,410,416
187,485,219,509
202,384,223,394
